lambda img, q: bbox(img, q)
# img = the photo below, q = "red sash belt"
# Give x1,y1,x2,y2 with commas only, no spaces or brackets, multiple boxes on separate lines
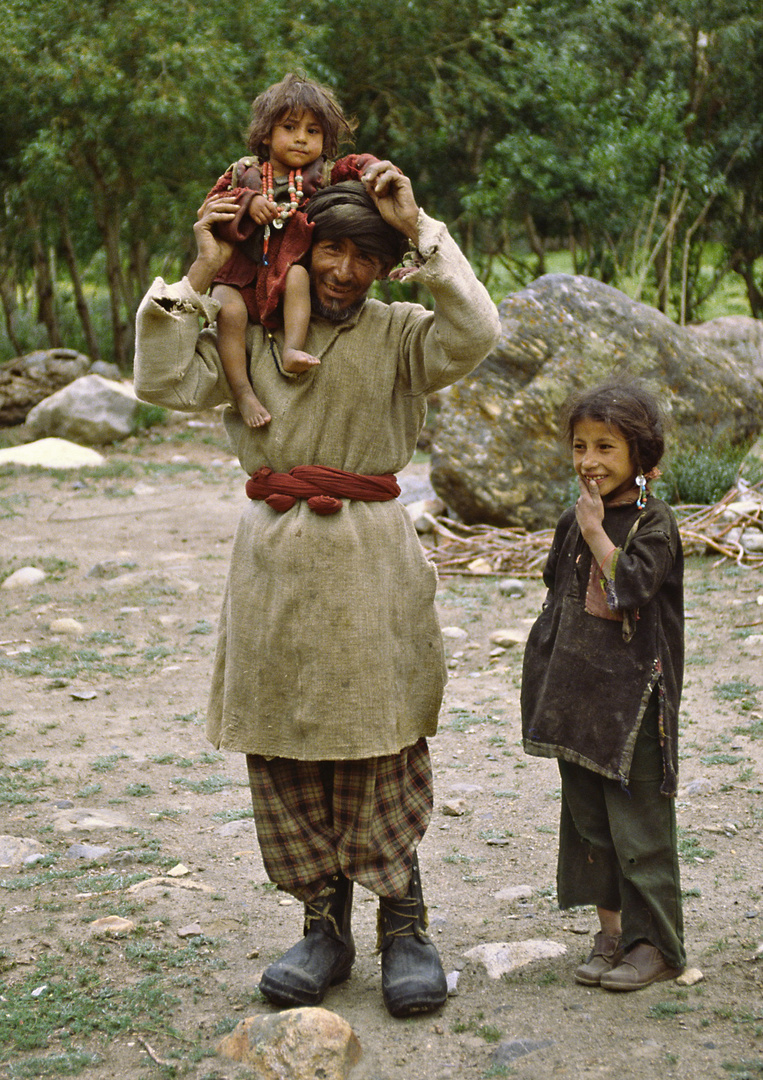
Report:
245,465,400,515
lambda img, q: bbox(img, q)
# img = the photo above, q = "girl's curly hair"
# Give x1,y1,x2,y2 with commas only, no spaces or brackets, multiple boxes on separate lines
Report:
561,377,667,474
247,72,356,160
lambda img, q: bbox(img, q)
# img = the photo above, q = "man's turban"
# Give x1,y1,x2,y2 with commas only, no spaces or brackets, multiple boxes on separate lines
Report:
306,181,409,269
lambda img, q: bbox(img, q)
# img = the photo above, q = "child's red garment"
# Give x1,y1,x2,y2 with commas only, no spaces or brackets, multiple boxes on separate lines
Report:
208,154,379,328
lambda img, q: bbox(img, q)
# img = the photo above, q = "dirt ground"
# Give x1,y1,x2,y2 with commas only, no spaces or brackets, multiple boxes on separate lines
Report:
1,410,762,1080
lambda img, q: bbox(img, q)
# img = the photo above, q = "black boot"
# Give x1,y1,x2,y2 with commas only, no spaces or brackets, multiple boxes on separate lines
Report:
259,873,355,1006
377,853,448,1017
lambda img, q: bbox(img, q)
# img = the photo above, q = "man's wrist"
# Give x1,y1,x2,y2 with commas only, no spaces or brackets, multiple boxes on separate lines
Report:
186,258,221,295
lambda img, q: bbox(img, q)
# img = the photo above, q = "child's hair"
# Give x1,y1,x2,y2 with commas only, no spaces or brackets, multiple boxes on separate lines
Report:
247,72,357,160
561,377,666,474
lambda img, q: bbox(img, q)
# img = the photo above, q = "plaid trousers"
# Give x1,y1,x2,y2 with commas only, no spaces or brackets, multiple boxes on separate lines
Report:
246,737,433,902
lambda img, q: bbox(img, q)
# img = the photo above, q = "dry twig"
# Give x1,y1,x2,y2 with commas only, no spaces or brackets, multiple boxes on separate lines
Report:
420,479,763,577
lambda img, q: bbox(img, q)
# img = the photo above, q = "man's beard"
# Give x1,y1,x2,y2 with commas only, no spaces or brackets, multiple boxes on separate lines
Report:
310,290,365,323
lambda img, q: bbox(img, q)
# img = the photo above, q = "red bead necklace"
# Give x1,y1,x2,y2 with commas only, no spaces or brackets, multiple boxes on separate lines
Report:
262,162,303,264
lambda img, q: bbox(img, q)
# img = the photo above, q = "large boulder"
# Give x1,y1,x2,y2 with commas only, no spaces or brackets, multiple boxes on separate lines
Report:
25,373,138,445
0,348,90,426
431,274,763,530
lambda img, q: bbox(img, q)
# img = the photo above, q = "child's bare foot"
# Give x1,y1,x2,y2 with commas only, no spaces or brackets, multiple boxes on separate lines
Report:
236,388,271,428
282,348,321,374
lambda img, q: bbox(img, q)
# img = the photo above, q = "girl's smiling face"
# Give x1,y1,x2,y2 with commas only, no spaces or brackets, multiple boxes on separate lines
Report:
572,418,637,501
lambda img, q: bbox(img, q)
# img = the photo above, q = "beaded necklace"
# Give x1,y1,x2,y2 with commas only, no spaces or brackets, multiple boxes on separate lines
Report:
261,162,303,265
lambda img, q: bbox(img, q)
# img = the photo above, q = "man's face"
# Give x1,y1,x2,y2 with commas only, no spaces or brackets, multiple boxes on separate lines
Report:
309,237,388,320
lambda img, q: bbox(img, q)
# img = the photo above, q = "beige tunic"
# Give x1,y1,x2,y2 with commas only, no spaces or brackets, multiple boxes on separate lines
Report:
134,211,501,759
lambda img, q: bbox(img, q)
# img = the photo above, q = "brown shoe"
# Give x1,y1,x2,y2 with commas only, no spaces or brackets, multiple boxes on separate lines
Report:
574,931,623,986
600,942,683,991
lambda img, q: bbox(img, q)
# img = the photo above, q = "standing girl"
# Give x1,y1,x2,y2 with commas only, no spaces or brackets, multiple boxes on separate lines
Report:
521,379,686,990
206,73,380,427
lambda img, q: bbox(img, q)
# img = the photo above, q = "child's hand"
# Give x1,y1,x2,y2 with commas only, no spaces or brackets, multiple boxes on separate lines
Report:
575,475,605,533
249,194,278,225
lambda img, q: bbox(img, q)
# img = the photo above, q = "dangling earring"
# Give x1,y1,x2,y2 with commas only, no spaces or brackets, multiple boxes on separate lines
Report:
636,473,647,509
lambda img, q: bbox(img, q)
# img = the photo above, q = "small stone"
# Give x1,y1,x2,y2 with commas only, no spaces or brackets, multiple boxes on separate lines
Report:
441,799,468,817
177,922,202,938
441,626,468,640
682,778,713,796
489,629,527,647
676,967,704,986
89,916,135,937
467,557,493,575
446,970,460,996
1,567,47,589
166,863,191,877
69,689,97,701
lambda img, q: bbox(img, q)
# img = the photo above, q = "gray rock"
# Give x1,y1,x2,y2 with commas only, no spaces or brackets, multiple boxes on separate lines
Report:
0,348,90,426
26,374,138,445
89,360,123,380
431,274,763,529
497,578,526,597
66,843,111,860
492,1038,555,1065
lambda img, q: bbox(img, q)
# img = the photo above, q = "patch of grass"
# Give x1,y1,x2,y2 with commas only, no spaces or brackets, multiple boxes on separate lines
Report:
91,753,129,773
5,1049,103,1077
659,438,763,505
170,774,235,794
714,679,760,713
700,752,744,766
722,1065,763,1079
124,782,154,797
677,830,715,861
74,782,102,798
446,708,491,731
211,808,253,821
647,999,695,1018
452,1013,502,1042
0,960,180,1052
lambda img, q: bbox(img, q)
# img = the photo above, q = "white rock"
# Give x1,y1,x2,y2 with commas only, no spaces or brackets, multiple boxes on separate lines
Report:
494,885,533,902
50,617,85,636
0,835,46,868
489,629,527,647
464,939,567,979
2,567,47,589
467,557,494,575
52,808,131,833
0,437,105,469
676,967,704,986
441,626,468,640
88,916,135,937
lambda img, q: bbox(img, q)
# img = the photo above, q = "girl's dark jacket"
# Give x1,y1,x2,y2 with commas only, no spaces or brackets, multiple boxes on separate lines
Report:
521,495,684,795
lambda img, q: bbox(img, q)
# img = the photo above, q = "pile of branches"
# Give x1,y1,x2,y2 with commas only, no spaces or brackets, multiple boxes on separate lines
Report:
419,479,763,577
